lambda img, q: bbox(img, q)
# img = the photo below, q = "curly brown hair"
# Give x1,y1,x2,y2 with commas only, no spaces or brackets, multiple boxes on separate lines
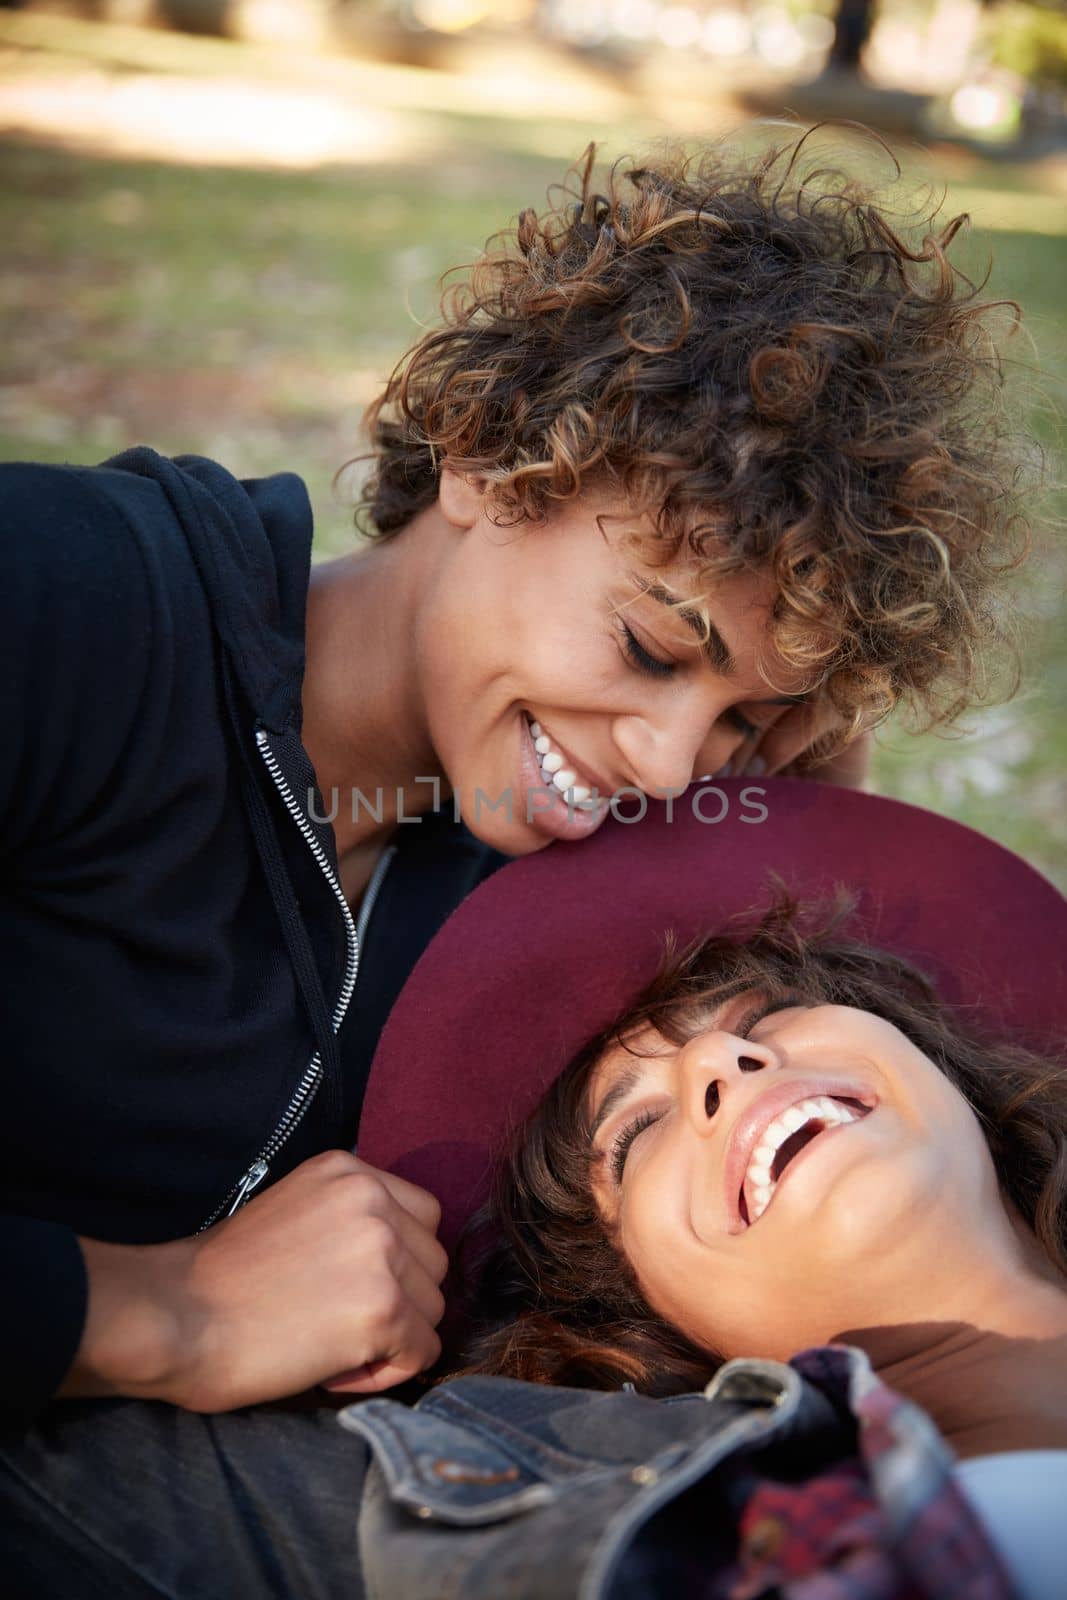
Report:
355,133,1032,744
452,896,1067,1396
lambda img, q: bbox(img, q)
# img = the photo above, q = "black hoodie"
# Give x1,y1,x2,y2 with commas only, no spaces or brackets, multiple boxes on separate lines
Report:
0,448,503,1424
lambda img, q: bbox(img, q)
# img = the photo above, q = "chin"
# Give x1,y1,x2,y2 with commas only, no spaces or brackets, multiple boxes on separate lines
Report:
461,806,556,857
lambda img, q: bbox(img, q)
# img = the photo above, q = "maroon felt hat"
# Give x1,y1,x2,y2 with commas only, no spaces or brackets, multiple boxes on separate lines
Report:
358,779,1067,1251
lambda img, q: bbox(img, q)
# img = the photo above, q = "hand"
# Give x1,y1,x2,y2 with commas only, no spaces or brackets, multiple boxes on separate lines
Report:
730,703,871,791
784,728,872,789
66,1151,448,1412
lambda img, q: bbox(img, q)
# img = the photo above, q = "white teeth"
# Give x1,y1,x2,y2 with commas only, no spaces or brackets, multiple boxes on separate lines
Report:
742,1094,865,1224
528,716,599,808
816,1095,856,1123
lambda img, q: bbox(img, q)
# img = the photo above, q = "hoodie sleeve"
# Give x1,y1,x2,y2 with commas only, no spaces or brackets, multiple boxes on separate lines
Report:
0,461,155,851
0,460,155,1420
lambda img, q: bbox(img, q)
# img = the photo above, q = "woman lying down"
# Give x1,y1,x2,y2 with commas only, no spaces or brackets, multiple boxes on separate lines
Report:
345,896,1067,1600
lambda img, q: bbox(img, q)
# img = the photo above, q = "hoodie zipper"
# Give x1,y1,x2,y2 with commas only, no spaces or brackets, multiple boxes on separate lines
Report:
198,729,360,1230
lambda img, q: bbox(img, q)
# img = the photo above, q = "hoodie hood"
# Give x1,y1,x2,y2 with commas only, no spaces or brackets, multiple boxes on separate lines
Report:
105,445,314,733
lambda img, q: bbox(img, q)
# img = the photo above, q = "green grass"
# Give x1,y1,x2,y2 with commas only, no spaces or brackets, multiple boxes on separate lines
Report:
0,19,1064,885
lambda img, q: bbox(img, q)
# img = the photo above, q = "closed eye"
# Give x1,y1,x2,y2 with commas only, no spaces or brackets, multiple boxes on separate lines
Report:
725,706,758,739
615,618,677,680
735,995,807,1039
608,1106,663,1184
603,997,808,1186
724,703,791,741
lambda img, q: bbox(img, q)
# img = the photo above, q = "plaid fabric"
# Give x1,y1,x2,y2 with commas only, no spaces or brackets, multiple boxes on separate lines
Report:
705,1345,1017,1600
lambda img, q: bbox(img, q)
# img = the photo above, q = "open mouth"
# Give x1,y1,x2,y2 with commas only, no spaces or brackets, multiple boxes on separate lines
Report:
739,1094,872,1226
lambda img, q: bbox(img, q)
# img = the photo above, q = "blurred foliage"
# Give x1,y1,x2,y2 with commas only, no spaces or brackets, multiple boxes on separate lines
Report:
987,1,1067,89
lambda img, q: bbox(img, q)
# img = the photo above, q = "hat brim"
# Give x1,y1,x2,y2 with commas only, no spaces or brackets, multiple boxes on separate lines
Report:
358,779,1067,1251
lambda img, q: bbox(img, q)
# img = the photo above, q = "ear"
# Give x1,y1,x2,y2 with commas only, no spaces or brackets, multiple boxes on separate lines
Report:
438,464,488,531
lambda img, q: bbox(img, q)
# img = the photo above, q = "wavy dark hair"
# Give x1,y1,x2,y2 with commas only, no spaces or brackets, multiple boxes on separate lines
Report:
354,132,1033,745
451,896,1067,1396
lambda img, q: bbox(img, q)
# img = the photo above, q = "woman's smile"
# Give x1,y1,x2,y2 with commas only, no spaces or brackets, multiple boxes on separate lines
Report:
727,1079,878,1231
524,712,606,809
517,709,611,843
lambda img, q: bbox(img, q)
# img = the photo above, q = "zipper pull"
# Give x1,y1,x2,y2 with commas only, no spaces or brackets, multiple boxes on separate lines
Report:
227,1159,270,1217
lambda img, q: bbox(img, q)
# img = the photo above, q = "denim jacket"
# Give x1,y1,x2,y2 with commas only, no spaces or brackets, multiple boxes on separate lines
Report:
339,1343,1016,1600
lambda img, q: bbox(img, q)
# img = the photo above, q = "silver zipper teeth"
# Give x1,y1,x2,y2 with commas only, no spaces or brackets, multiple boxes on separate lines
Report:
198,730,360,1230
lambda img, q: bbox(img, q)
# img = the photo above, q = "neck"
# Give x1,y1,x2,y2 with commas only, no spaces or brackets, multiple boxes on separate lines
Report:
839,1266,1067,1461
301,507,448,860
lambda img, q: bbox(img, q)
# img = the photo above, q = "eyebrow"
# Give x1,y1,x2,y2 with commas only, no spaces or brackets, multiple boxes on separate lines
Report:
631,575,734,674
628,572,811,706
588,1060,650,1146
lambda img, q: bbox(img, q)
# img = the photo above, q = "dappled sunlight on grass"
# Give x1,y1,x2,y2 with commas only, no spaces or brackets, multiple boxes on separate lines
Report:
1,10,1063,882
0,70,416,169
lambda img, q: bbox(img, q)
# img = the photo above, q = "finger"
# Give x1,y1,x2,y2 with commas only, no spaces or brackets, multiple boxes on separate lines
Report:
750,701,838,776
725,704,793,778
385,1200,450,1287
727,733,762,777
793,729,872,789
321,1358,423,1395
322,1321,442,1394
397,1250,448,1329
351,1155,442,1234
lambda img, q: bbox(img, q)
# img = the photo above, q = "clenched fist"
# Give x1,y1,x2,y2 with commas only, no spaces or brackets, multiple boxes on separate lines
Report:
65,1151,449,1413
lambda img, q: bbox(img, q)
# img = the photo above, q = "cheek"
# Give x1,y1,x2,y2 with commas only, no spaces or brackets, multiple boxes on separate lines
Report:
616,1161,714,1324
890,1057,995,1192
620,1219,766,1361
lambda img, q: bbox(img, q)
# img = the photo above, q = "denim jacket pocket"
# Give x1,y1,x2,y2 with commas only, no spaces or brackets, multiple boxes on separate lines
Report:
338,1400,557,1526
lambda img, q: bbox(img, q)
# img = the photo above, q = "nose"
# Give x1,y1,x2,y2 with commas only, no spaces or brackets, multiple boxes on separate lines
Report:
677,1029,777,1133
613,696,738,796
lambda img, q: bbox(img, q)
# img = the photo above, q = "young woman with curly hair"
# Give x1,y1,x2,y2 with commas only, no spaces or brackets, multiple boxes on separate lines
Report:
347,132,1031,837
0,131,1036,1471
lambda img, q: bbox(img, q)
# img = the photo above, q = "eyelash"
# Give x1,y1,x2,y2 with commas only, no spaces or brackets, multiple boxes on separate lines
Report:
616,619,676,680
605,996,805,1185
614,621,766,740
608,1108,661,1184
726,707,758,739
732,995,803,1038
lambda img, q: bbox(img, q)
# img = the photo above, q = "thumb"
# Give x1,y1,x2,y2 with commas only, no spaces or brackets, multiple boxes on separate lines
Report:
322,1357,426,1395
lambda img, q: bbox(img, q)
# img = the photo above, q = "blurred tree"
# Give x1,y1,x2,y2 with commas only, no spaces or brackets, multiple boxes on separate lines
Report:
827,0,875,70
157,0,233,33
